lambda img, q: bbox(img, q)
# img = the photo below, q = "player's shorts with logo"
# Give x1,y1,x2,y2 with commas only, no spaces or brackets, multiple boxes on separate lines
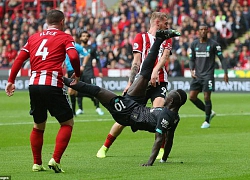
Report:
190,77,215,92
144,82,168,105
103,95,140,126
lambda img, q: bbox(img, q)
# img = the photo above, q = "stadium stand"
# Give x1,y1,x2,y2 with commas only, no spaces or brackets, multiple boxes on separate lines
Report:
0,0,250,74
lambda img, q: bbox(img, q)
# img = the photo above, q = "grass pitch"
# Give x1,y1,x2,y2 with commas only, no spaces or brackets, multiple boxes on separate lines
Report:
0,91,250,180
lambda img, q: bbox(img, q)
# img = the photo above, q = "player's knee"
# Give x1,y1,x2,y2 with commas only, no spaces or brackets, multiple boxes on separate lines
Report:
189,96,196,102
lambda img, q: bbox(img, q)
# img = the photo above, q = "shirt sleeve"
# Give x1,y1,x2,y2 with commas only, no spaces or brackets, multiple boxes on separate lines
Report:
133,33,143,53
214,43,228,74
162,38,172,51
189,41,195,70
64,34,76,51
155,109,169,134
8,50,30,83
75,43,89,57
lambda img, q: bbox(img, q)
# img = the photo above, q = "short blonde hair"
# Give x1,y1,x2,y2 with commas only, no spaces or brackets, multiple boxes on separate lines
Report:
150,12,169,24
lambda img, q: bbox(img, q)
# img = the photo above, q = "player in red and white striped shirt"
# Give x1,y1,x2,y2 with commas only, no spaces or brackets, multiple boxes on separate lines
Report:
5,10,80,173
96,12,173,159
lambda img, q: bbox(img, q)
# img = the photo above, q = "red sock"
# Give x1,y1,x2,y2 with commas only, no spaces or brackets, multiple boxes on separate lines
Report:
53,125,72,163
104,134,116,148
161,134,166,148
30,128,44,165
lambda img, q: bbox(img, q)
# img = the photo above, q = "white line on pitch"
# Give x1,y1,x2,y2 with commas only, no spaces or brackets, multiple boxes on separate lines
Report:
0,113,250,126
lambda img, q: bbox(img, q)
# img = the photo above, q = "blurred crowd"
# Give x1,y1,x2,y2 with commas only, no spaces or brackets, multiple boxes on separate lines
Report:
0,0,250,76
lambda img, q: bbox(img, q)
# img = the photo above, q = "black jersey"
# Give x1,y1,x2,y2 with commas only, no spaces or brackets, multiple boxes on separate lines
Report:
130,106,180,133
81,45,102,77
105,96,180,134
189,39,227,78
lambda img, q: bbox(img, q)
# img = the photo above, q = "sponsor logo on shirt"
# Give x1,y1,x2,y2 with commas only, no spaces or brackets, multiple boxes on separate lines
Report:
216,45,221,51
161,118,169,128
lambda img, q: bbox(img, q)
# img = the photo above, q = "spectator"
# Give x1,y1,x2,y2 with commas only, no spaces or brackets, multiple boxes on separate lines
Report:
116,47,132,68
106,51,117,69
238,45,250,69
1,0,250,72
99,51,108,68
167,53,182,77
118,13,130,32
228,52,239,69
178,47,189,69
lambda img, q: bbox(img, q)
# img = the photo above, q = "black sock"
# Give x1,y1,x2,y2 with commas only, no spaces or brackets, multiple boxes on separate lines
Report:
91,97,99,108
190,98,205,111
65,78,101,97
205,100,212,123
140,37,164,80
77,97,83,110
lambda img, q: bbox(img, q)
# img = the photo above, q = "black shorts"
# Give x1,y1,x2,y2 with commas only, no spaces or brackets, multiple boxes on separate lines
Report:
67,70,74,78
104,96,139,126
145,82,168,104
29,85,73,124
190,77,215,92
80,75,96,84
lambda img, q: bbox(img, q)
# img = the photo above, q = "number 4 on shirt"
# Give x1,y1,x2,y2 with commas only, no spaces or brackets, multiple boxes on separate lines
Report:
35,39,49,60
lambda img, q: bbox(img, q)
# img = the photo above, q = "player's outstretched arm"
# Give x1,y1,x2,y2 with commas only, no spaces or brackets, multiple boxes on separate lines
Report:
141,132,163,166
160,131,174,162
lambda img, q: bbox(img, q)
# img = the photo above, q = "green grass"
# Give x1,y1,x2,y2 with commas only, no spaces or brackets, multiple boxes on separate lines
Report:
0,91,250,180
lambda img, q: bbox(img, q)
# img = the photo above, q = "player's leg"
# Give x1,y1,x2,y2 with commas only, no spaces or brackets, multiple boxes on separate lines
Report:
29,85,47,172
204,91,213,122
127,36,166,97
189,90,204,110
67,70,77,116
90,77,104,115
63,77,117,106
96,122,125,158
76,75,85,115
127,29,180,97
45,86,76,173
92,97,104,115
68,88,77,116
189,78,205,112
76,96,84,115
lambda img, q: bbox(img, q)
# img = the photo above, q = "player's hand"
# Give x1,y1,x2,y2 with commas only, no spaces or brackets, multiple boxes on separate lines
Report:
99,72,103,78
70,75,80,86
224,74,229,83
141,163,152,166
80,66,84,74
122,82,131,96
190,70,197,78
5,82,15,97
150,69,160,87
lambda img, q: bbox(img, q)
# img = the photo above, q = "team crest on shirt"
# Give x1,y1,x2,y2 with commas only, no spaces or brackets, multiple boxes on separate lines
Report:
133,43,139,49
161,118,169,128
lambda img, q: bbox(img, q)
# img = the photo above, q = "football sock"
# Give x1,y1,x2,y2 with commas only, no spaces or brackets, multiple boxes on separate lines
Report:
205,100,212,123
70,81,101,97
161,134,166,148
103,134,116,148
140,37,164,80
190,98,205,111
77,97,83,110
70,95,76,114
53,125,72,163
30,128,44,165
91,97,100,108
